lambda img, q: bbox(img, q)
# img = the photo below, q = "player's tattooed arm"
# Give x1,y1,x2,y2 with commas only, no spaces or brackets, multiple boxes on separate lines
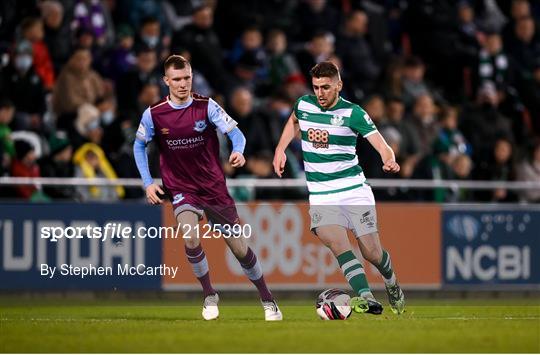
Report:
273,112,299,177
366,131,400,173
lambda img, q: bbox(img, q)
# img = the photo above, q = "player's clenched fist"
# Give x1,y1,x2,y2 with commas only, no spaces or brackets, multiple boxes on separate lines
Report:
146,183,164,205
229,152,245,168
382,159,400,173
273,149,287,178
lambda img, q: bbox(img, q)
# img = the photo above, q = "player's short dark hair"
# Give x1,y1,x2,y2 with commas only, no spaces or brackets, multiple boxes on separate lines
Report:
164,55,190,72
310,61,340,79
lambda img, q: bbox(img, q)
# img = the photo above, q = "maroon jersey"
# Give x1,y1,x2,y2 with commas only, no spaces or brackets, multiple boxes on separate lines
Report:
141,94,237,199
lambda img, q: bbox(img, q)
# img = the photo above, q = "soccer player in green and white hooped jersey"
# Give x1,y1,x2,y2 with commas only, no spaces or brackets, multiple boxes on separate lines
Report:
273,61,405,315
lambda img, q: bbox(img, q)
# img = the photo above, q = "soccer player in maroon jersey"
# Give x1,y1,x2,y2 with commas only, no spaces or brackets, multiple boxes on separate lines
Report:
133,55,282,321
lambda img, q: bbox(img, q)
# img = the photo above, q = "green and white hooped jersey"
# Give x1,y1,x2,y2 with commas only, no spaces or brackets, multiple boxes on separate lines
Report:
294,95,378,195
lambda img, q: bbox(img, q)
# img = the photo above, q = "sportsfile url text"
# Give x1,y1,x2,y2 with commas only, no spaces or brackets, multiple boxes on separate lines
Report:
41,223,252,242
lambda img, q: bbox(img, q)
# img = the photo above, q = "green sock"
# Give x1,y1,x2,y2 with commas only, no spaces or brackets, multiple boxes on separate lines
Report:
336,250,370,296
376,250,395,281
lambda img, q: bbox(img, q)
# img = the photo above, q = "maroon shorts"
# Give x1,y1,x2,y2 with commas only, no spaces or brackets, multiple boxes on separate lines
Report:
168,190,240,227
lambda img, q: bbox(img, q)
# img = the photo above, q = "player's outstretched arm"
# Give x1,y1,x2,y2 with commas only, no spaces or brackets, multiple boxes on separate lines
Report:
273,112,299,178
366,131,400,173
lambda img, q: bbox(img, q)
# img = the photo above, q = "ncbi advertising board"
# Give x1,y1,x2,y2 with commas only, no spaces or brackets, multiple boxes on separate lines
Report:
443,206,540,287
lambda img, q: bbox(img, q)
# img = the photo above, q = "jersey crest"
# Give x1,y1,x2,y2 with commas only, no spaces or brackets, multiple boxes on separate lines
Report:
193,120,207,132
331,114,344,126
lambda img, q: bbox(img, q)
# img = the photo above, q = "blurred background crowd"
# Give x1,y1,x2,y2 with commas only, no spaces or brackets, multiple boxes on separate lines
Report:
0,0,539,203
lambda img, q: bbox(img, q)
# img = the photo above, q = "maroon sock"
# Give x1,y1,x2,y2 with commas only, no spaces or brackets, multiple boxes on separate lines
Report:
238,248,273,302
185,245,216,297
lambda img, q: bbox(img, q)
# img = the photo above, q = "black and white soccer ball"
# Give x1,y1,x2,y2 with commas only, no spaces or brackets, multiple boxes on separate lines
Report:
315,288,352,320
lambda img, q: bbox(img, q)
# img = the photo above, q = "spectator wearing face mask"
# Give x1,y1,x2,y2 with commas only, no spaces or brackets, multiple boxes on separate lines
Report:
96,95,123,156
134,16,168,61
0,41,47,130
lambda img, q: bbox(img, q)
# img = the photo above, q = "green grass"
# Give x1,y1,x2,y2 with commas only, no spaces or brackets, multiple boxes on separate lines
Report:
1,297,539,353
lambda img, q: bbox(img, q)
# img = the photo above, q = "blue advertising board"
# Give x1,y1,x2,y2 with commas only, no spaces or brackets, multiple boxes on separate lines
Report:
443,205,540,287
0,203,163,290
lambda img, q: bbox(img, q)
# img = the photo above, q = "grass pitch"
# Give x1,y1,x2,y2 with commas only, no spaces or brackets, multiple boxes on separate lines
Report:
1,297,538,353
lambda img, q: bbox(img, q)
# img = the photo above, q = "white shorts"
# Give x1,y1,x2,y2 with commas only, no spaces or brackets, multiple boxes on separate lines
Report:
308,184,378,238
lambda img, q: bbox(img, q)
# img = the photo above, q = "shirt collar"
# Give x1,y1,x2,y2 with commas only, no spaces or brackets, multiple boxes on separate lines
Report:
167,96,193,109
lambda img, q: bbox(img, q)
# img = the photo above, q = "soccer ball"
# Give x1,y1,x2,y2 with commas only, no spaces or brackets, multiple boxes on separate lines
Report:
315,288,352,320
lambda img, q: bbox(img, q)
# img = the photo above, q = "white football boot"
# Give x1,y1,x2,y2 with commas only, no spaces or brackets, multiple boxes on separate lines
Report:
262,299,283,321
202,293,219,320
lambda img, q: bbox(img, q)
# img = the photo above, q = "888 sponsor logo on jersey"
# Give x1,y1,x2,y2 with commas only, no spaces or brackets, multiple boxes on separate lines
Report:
307,128,329,149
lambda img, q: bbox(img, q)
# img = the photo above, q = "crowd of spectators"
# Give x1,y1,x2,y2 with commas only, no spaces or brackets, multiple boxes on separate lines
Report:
0,0,539,202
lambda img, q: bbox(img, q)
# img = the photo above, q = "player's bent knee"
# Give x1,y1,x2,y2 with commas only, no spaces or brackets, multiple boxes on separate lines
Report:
183,236,200,249
176,210,199,225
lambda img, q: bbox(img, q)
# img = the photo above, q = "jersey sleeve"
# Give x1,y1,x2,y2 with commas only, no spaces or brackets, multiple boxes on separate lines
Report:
207,98,238,134
293,95,306,119
349,105,377,137
136,108,155,143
